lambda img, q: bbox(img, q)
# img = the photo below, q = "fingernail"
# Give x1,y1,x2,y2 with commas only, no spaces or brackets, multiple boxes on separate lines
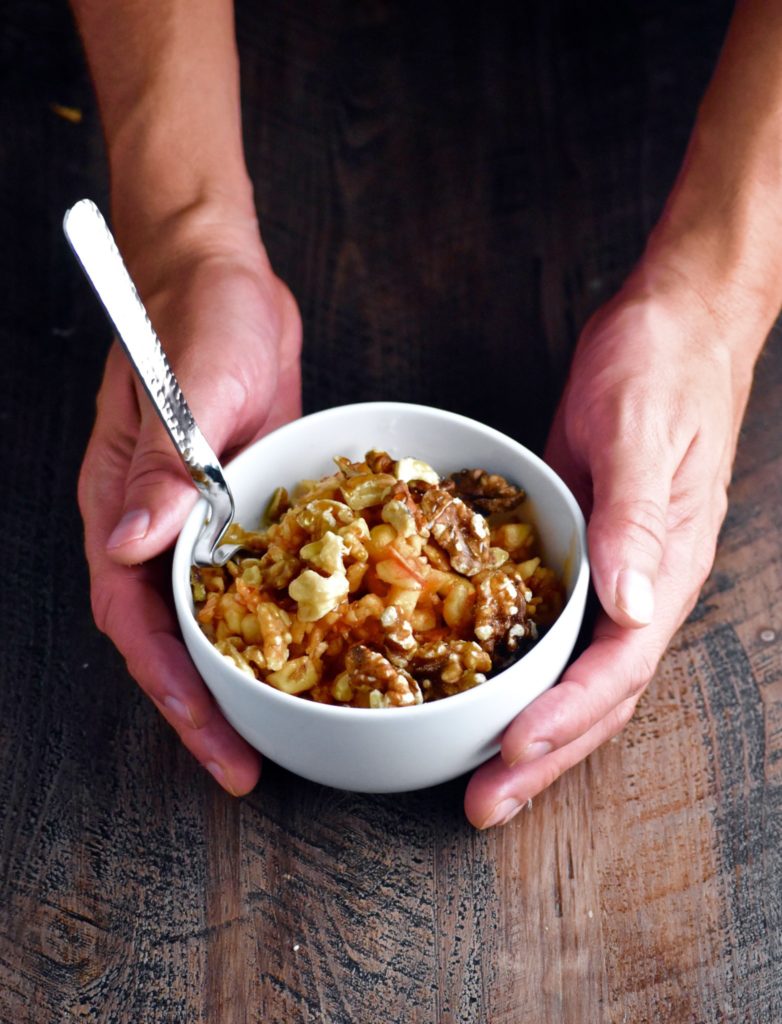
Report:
163,695,200,730
205,761,240,797
107,508,150,550
511,740,553,766
615,568,654,625
481,797,521,829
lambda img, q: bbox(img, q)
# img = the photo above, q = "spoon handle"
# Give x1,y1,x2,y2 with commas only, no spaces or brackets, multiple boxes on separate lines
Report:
63,199,237,566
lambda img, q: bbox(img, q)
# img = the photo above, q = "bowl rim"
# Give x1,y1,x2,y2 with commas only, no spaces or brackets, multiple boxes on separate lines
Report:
173,400,589,720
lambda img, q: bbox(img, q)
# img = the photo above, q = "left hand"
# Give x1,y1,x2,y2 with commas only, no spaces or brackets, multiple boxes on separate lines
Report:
78,205,302,796
464,267,759,828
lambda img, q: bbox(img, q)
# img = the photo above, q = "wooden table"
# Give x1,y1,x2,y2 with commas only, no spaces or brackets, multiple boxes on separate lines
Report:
2,2,780,1021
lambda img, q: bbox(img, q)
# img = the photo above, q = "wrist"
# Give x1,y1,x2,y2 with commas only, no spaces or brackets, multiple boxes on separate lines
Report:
109,122,257,260
638,145,781,375
639,0,782,342
108,182,270,307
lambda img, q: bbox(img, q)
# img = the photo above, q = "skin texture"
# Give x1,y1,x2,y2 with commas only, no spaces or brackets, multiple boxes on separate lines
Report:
71,0,782,823
78,210,302,795
464,273,759,826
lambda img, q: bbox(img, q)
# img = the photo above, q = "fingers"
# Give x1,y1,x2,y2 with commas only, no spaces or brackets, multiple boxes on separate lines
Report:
466,494,717,828
78,345,268,796
102,264,294,565
498,611,668,768
78,346,190,562
76,245,303,797
464,695,637,828
474,292,743,829
80,404,262,795
91,558,262,795
463,613,663,829
585,419,678,629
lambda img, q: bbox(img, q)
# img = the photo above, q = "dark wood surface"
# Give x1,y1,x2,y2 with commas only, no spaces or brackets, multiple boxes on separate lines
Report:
2,2,781,1021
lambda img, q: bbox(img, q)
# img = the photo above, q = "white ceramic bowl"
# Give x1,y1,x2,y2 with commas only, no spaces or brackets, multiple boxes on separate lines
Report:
173,402,589,793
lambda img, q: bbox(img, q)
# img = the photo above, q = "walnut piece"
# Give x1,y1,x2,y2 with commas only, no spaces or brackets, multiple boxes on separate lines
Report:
258,543,301,590
379,604,418,656
345,645,423,707
420,487,493,576
447,468,525,515
339,473,396,511
256,602,293,671
473,569,532,655
266,655,321,695
394,457,440,486
296,499,356,537
408,638,491,697
288,569,349,622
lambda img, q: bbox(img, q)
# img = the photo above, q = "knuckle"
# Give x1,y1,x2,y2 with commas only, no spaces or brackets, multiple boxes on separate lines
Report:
692,543,718,591
608,498,667,559
625,650,657,698
125,442,187,495
537,757,568,795
77,457,94,518
90,572,117,638
614,695,639,730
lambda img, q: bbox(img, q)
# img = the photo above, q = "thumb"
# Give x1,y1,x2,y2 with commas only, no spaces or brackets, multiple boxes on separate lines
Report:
586,432,675,629
105,426,200,566
106,361,262,566
101,258,293,565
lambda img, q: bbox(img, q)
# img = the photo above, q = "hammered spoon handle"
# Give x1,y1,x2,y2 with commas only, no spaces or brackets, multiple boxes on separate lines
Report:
63,198,239,566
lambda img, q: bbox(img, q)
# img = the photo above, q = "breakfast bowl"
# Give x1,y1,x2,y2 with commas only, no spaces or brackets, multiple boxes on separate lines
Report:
172,401,589,793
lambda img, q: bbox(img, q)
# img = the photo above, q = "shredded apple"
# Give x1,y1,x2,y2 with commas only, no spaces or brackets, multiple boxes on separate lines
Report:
191,451,564,707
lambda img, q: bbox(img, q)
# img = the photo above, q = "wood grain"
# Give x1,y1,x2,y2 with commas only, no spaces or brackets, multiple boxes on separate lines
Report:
3,1,782,1022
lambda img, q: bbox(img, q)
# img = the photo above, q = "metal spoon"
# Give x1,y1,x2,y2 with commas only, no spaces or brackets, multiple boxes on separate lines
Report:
63,198,240,566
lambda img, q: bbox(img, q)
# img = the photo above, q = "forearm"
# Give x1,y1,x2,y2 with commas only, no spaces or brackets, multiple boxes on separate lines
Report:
70,0,255,263
643,0,782,359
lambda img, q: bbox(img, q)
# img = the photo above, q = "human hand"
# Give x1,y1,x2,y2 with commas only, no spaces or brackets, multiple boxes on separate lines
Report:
78,204,302,795
464,268,760,827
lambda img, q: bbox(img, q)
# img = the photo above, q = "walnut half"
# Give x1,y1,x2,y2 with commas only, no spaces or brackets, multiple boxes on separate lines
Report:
345,645,423,707
420,487,493,577
473,569,532,655
447,468,525,515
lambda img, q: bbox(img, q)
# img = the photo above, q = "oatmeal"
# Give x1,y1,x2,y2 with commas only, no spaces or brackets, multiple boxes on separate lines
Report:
191,451,564,707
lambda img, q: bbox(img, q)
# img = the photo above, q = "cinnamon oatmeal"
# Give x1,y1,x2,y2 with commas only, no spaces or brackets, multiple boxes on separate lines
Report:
190,451,564,707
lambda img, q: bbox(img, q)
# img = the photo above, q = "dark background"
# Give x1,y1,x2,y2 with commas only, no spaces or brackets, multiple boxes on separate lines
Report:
5,3,782,1023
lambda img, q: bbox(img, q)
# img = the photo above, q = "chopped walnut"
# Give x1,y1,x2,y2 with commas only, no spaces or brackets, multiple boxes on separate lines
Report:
191,448,563,709
337,517,371,561
256,602,293,671
345,645,423,707
394,457,439,486
409,638,491,677
365,450,395,475
258,543,301,590
333,455,366,478
408,638,491,697
289,569,349,622
473,569,532,655
216,639,257,678
420,487,493,576
339,473,396,511
382,480,426,536
447,468,525,515
300,531,347,575
379,604,418,656
266,655,321,695
296,499,355,537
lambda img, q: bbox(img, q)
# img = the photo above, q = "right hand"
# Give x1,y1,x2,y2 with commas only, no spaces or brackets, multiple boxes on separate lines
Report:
78,203,302,795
